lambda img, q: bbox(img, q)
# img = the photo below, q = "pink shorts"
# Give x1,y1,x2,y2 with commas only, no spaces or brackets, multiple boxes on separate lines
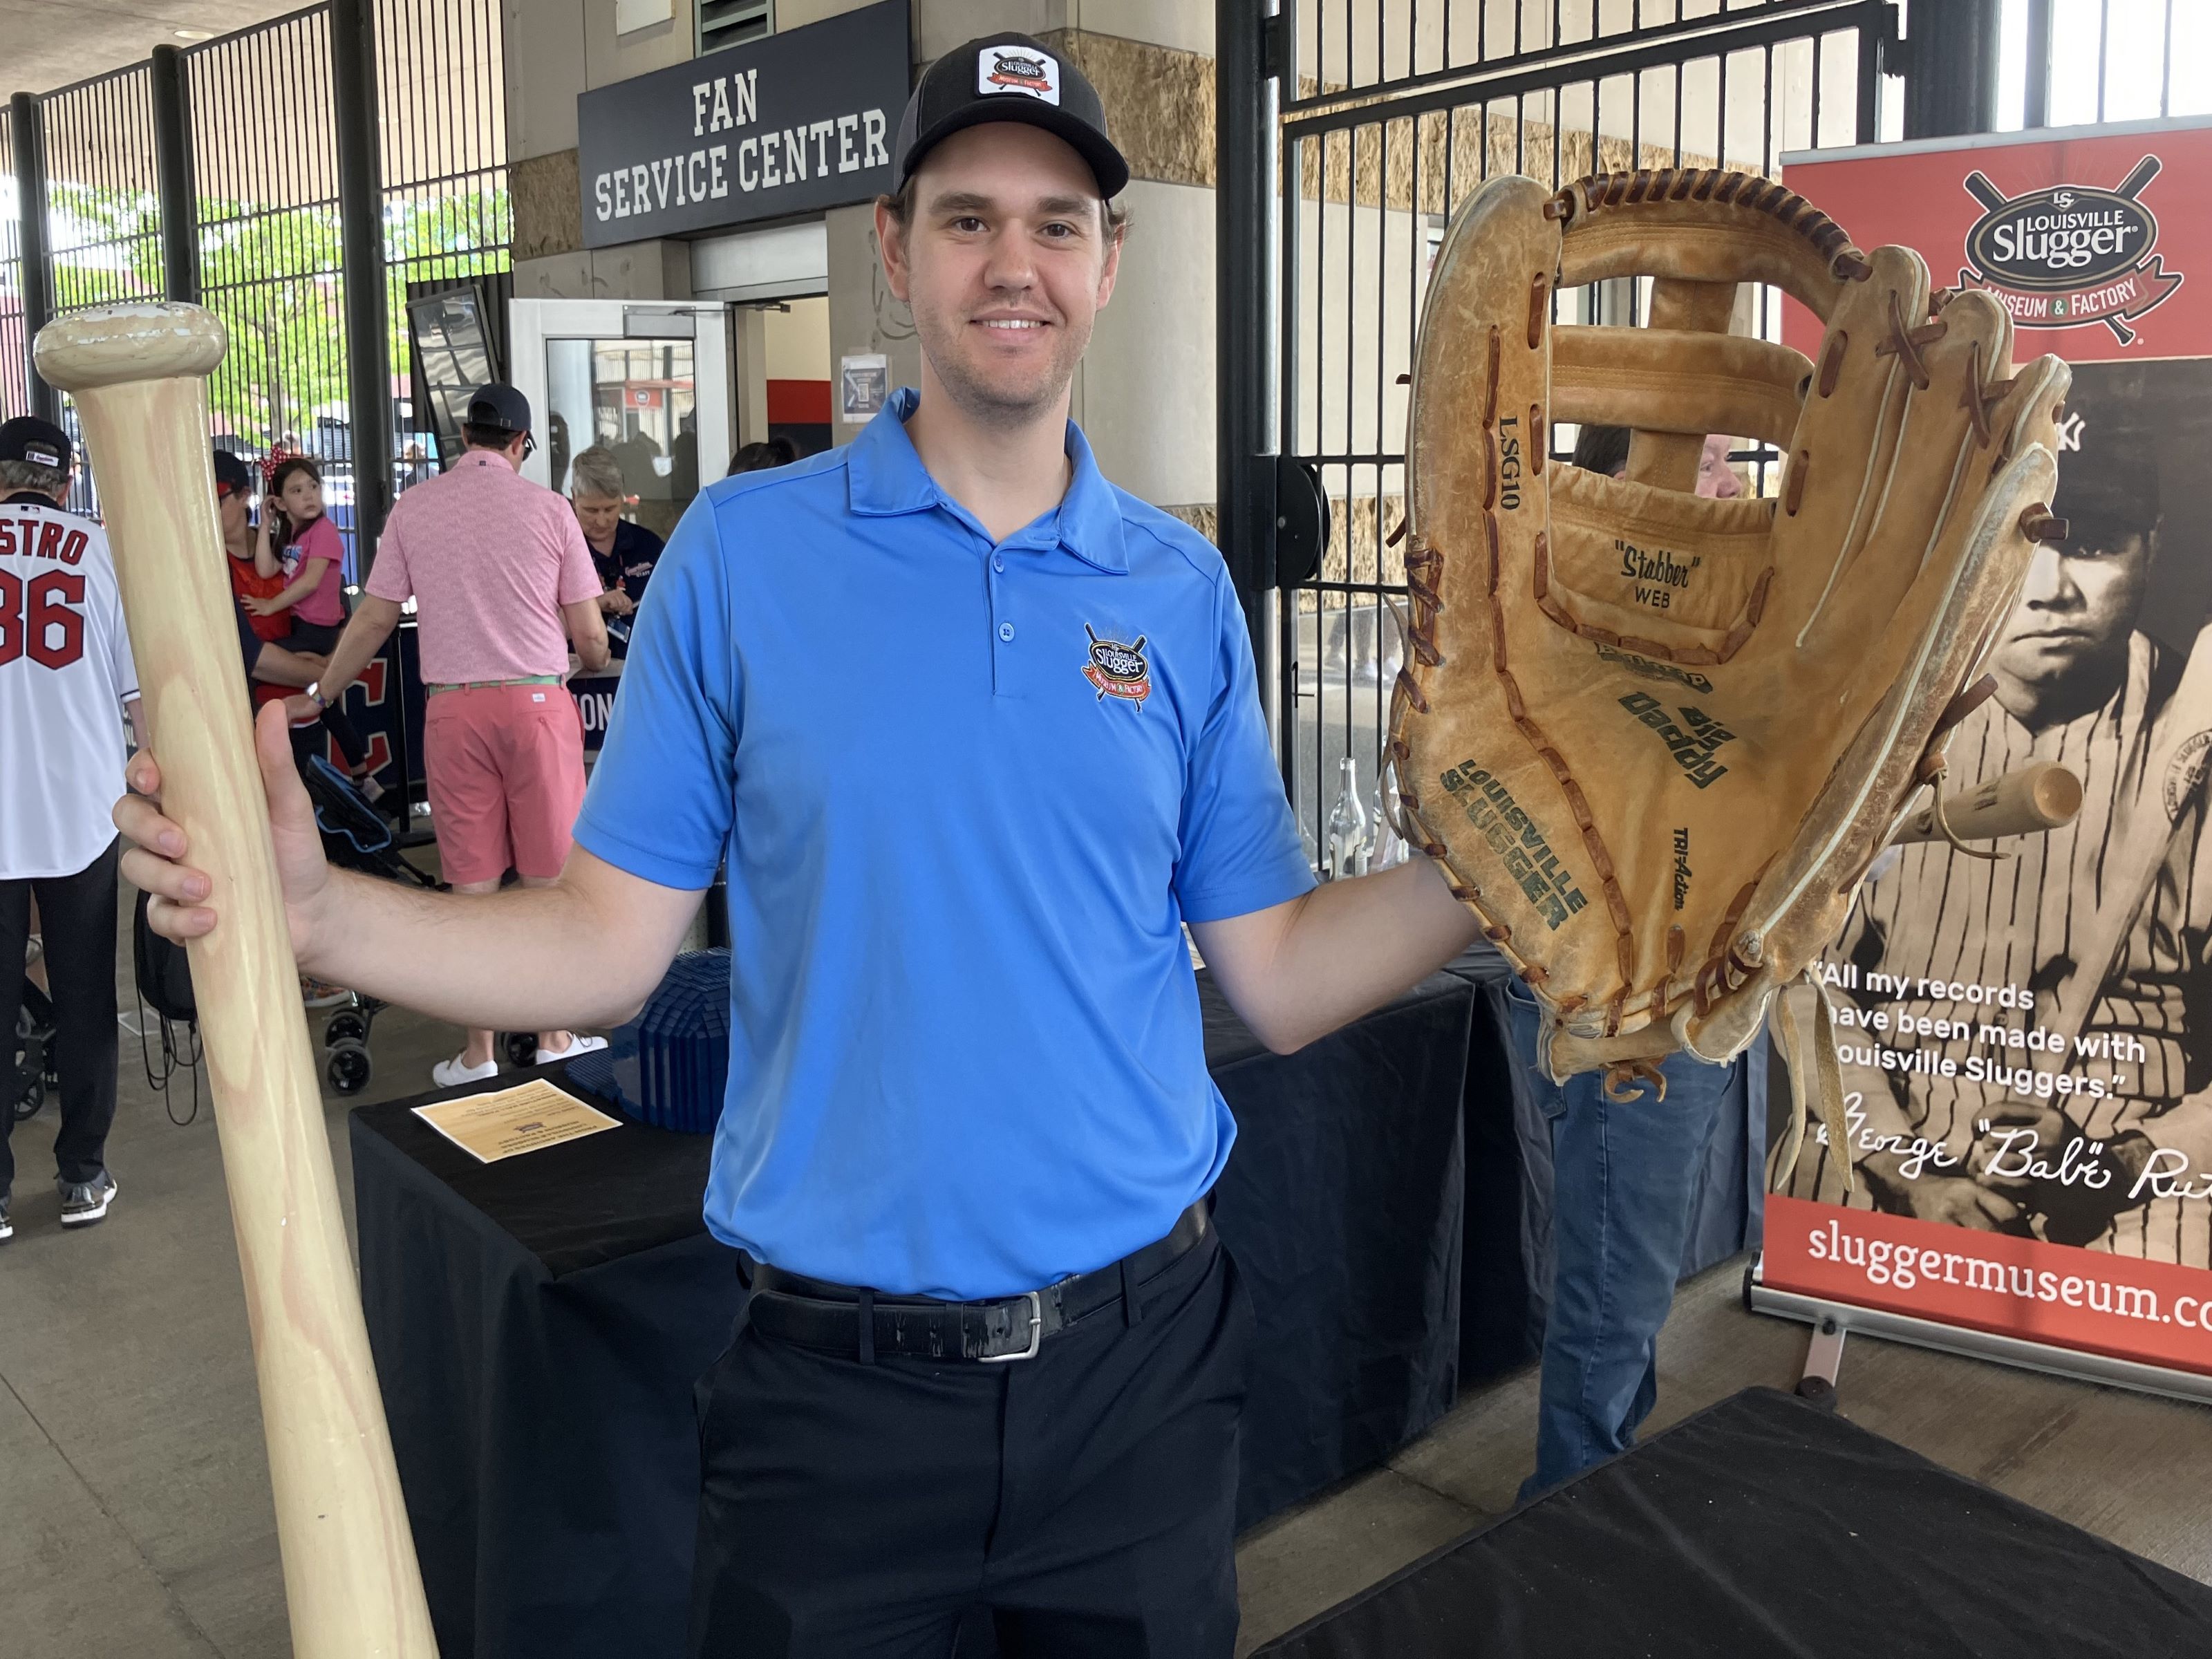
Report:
424,684,585,885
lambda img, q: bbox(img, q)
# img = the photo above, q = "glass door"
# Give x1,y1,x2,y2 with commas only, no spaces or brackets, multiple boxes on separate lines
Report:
507,300,733,533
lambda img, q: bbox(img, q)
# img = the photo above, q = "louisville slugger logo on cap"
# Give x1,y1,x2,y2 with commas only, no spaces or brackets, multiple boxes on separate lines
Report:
979,46,1060,104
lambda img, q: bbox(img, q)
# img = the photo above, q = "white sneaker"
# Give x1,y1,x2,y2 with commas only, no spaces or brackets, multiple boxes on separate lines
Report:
536,1033,609,1067
431,1054,500,1089
59,1170,117,1228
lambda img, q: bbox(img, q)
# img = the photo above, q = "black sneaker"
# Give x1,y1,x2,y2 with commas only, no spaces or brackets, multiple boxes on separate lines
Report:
58,1170,117,1228
0,1192,12,1243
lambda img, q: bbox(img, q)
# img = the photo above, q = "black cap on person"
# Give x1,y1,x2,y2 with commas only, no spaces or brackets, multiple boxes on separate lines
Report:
212,449,254,499
465,382,532,435
0,415,71,471
892,34,1128,199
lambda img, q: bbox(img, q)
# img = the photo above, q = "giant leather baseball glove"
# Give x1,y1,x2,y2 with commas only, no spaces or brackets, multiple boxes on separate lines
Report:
1390,169,2072,1183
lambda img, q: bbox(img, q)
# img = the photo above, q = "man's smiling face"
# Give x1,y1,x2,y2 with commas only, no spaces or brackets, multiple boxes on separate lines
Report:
880,122,1122,428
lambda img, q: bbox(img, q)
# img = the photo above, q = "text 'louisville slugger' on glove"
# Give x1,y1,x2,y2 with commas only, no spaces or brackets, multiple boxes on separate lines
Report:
1389,169,2073,1187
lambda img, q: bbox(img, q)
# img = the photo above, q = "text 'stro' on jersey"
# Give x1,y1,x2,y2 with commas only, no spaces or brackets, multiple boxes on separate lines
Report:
0,494,138,881
574,391,1313,1300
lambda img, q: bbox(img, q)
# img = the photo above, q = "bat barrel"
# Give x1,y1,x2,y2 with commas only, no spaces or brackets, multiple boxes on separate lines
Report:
35,303,438,1658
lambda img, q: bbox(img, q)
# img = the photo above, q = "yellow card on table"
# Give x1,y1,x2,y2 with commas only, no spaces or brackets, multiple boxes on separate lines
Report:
411,1078,621,1164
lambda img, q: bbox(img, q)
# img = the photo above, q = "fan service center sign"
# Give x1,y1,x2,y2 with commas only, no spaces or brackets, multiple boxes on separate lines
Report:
1770,118,2212,1387
577,0,910,248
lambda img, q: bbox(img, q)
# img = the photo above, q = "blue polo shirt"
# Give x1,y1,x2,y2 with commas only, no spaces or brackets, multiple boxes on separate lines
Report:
573,391,1312,1298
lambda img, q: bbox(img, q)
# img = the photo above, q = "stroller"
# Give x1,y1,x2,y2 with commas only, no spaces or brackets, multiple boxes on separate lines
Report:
12,974,55,1123
131,754,444,1107
296,754,442,1094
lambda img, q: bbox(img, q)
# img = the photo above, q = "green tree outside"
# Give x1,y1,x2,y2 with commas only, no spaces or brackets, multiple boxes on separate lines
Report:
44,176,509,451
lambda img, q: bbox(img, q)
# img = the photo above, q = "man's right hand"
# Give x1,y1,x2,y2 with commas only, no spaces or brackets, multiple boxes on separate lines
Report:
117,701,335,961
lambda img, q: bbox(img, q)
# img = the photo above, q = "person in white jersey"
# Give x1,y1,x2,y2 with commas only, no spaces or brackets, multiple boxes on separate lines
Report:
0,415,143,1241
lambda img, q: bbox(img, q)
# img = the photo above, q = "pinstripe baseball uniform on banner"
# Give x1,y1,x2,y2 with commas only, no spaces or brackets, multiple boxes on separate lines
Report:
1792,362,2212,1264
1799,634,2212,1262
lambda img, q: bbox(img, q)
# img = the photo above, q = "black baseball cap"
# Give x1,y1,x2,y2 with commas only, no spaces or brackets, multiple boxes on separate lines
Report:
2052,376,2162,552
465,382,532,435
893,34,1128,200
211,449,254,499
0,415,71,471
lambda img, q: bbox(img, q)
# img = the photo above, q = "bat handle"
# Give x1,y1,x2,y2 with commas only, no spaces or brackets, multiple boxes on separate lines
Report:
2115,155,2162,199
1962,169,2009,214
1892,760,2083,846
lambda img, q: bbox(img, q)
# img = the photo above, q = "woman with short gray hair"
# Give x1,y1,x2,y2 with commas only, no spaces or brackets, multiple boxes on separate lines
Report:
568,444,666,624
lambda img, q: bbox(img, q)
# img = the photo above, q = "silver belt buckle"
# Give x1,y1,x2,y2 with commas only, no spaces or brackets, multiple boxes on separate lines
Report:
979,1290,1043,1362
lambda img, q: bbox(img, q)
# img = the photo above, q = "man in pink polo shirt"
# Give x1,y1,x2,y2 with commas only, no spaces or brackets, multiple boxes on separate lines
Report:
312,384,612,1085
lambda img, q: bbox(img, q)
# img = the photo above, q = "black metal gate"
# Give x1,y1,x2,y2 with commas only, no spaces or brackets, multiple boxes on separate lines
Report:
1,0,509,554
1232,0,1904,874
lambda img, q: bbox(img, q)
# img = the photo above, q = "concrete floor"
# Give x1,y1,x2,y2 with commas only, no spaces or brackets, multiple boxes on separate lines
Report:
8,891,2212,1656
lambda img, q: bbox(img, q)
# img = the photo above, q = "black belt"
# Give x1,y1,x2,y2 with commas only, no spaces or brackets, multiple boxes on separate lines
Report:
744,1202,1211,1364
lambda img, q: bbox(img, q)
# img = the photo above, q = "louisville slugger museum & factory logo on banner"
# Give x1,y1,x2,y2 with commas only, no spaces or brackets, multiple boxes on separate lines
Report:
1958,157,2183,346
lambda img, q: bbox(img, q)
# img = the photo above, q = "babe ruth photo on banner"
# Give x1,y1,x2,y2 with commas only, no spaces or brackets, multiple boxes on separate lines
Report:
1787,355,2212,1264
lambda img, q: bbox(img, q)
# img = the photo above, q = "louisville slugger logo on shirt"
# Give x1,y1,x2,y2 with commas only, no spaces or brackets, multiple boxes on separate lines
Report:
1082,624,1150,708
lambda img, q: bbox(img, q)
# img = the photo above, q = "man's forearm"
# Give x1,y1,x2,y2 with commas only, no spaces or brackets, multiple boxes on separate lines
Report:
252,643,320,689
1197,856,1482,1053
317,604,400,698
300,867,655,1034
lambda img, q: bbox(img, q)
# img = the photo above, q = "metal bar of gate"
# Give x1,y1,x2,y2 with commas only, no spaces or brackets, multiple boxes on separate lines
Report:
149,44,198,304
9,93,56,422
1217,0,1279,660
332,0,394,564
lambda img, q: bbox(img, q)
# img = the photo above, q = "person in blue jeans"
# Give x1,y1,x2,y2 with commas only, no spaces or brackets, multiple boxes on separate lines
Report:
1505,984,1747,1495
1508,423,1756,1498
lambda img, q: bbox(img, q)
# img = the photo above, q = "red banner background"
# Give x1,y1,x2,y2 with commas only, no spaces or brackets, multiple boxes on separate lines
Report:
1783,119,2212,363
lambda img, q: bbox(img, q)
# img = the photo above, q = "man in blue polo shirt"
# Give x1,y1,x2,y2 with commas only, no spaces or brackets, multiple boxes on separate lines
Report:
122,35,1483,1657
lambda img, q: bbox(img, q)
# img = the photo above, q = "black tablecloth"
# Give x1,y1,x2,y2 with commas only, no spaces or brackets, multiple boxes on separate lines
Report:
353,968,1475,1659
1255,1386,2212,1658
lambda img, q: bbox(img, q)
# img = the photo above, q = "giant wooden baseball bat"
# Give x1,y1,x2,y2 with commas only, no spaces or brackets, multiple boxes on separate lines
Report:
36,303,437,1658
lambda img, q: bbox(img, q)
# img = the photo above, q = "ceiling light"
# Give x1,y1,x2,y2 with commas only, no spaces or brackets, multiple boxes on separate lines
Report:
174,28,209,40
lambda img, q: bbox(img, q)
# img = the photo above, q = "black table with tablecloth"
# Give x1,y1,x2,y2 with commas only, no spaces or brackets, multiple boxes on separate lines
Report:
353,968,1479,1659
1253,1385,2212,1657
